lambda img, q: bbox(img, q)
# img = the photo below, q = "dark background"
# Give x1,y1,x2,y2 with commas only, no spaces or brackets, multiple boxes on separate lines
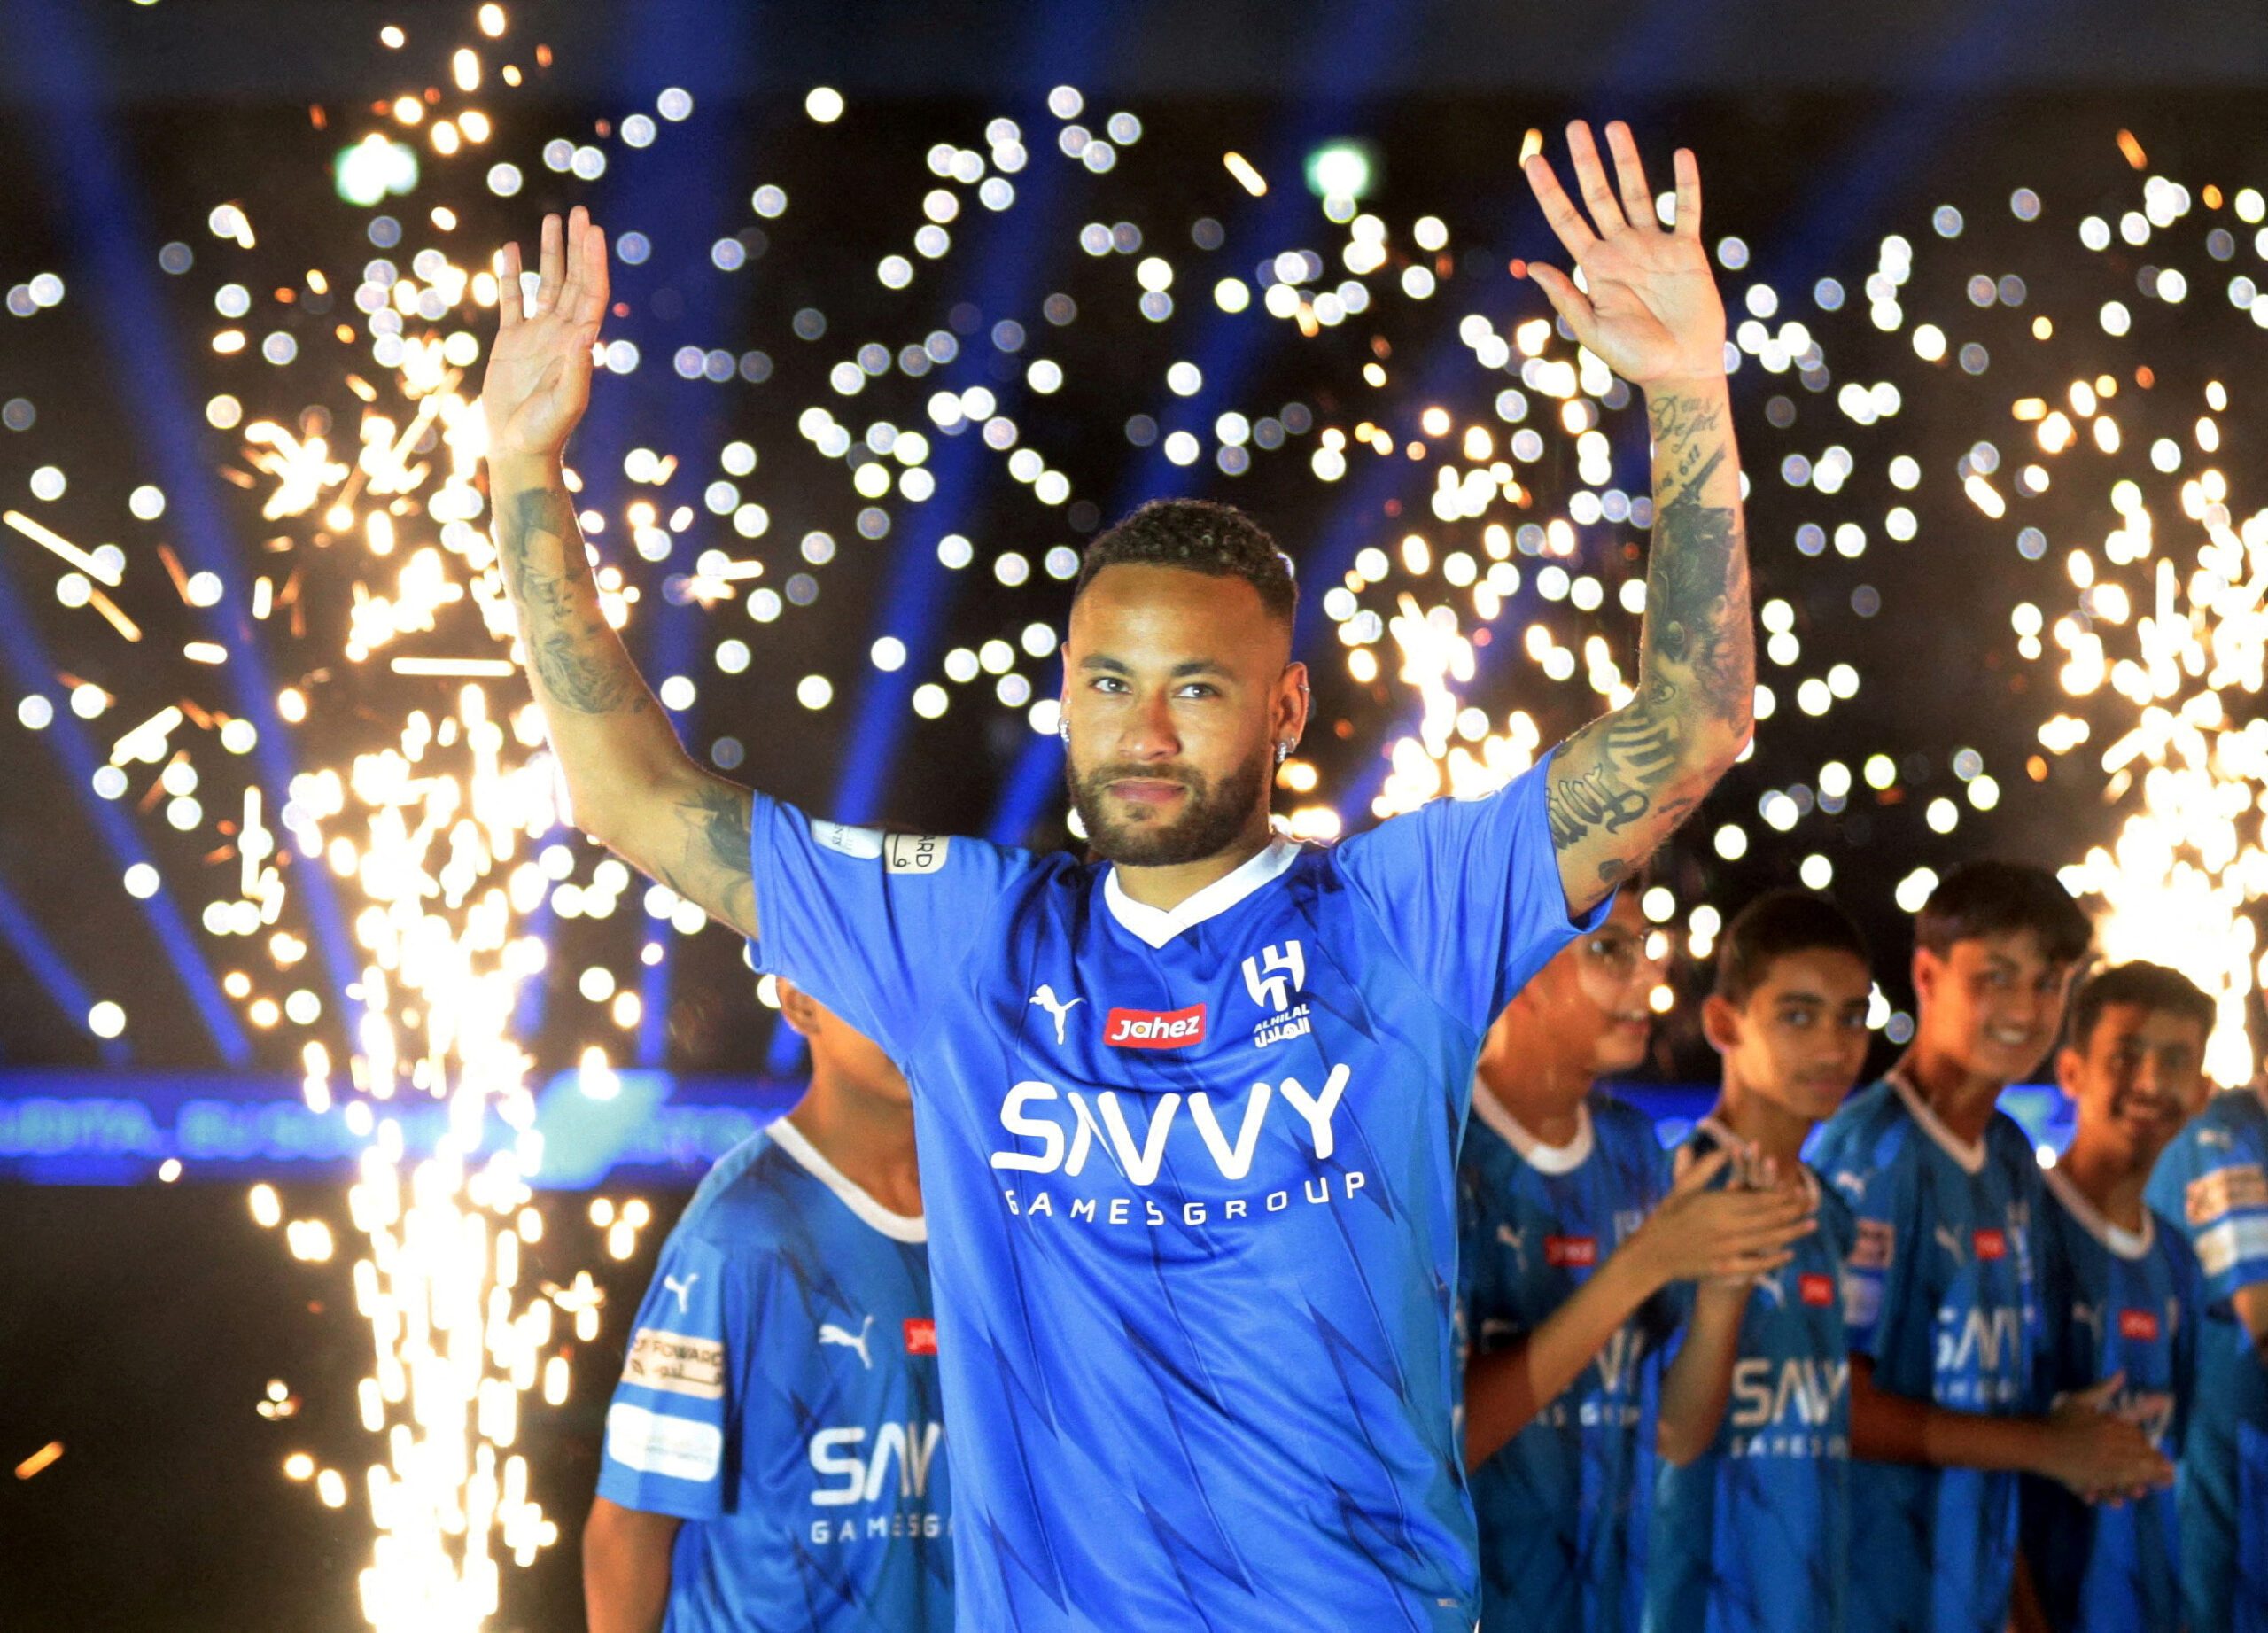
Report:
2,1,2264,1626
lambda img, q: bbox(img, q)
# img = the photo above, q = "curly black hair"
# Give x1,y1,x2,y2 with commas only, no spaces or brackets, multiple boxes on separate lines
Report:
1071,498,1297,625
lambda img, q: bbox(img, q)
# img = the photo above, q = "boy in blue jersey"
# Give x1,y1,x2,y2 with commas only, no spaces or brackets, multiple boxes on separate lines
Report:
585,984,945,1633
2018,961,2210,1633
1649,890,1876,1633
484,121,1757,1631
1812,863,2173,1633
1462,886,1819,1633
2148,1073,2268,1630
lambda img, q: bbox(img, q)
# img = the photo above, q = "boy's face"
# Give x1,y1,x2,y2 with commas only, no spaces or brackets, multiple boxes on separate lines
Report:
1912,929,2078,1085
1708,946,1875,1124
2057,1001,2210,1172
1517,890,1663,1077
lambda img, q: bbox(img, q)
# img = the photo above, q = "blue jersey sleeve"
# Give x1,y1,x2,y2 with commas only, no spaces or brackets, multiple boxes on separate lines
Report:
596,1231,747,1521
2162,1114,2268,1309
1332,749,1606,1035
744,795,1039,1061
1817,1140,1905,1364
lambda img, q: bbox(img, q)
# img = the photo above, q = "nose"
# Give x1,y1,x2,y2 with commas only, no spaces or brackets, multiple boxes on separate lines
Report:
1117,686,1182,763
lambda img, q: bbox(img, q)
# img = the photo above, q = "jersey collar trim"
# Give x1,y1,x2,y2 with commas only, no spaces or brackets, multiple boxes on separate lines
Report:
1472,1080,1596,1174
2041,1163,2154,1259
1886,1068,1989,1177
1695,1115,1821,1208
768,1116,928,1243
1100,838,1301,950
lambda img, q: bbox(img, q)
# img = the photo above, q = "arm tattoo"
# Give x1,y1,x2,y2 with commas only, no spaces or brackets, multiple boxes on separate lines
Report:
652,779,757,938
1645,443,1751,732
1545,383,1749,903
495,484,650,717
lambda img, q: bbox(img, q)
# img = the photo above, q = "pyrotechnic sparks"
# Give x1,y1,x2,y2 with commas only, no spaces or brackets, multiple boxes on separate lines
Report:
16,1,2268,1622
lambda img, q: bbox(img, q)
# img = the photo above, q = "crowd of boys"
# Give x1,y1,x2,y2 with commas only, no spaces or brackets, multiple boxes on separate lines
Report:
587,860,2268,1633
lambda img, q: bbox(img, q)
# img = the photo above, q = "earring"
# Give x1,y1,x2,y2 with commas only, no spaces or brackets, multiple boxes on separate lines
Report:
1058,719,1070,744
1275,741,1293,766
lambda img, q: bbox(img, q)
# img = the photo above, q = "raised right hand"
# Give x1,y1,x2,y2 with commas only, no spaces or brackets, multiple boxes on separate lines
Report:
482,206,610,463
2039,1375,2175,1502
1627,1147,1817,1288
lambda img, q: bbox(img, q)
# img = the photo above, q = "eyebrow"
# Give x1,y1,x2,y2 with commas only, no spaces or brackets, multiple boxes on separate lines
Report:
1077,655,1236,679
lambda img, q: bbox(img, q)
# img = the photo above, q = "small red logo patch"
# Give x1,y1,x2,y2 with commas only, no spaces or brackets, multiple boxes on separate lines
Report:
2118,1308,2160,1342
1800,1273,1836,1307
1545,1235,1597,1269
1104,1004,1207,1049
904,1318,937,1356
1973,1228,2008,1262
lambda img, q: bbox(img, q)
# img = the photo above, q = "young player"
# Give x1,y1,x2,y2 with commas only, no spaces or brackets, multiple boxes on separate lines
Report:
584,985,945,1633
2019,961,2210,1633
1810,862,2174,1633
485,120,1753,1630
2147,1063,2268,1629
1462,886,1819,1633
1647,889,1876,1633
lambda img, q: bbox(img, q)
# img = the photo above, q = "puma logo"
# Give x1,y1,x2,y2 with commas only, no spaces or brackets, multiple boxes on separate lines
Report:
1029,985,1084,1046
663,1272,699,1314
818,1313,875,1370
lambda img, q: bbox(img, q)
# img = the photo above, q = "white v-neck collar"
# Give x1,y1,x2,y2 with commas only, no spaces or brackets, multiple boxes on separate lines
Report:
768,1116,927,1243
1887,1068,1989,1177
1472,1079,1596,1175
1695,1115,1821,1208
2042,1163,2154,1260
1101,838,1301,950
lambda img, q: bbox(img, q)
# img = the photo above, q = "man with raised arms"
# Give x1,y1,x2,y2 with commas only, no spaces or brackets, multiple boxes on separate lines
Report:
481,121,1751,1631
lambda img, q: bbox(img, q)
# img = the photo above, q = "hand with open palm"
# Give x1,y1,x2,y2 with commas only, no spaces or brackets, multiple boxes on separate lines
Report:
482,206,610,463
1520,121,1725,390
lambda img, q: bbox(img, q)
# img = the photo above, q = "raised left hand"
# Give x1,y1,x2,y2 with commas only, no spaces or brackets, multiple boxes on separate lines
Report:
1520,121,1726,389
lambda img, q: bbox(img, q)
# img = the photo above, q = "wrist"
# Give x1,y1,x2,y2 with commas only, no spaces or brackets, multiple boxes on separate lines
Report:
1641,371,1729,401
487,447,561,489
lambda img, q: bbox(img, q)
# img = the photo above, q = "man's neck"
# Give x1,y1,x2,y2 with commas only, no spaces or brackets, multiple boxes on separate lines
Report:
2057,1134,2151,1234
783,1072,921,1217
1108,821,1275,912
1708,1077,1814,1170
1899,1040,2008,1147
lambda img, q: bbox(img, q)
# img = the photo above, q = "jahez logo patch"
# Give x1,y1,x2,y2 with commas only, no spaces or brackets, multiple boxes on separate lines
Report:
1104,1004,1207,1049
904,1318,937,1356
1800,1273,1836,1307
2118,1308,2161,1342
1545,1235,1597,1269
1973,1228,2008,1262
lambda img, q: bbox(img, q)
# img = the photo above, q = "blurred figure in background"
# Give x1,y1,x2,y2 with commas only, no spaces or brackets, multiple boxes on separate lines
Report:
584,984,946,1633
1648,890,1875,1633
2018,962,2212,1633
1812,862,2171,1633
2148,1046,2268,1630
1462,885,1816,1633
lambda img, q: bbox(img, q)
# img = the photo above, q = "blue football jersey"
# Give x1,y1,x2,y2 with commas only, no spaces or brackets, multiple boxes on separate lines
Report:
1648,1120,1855,1633
596,1118,949,1633
745,756,1599,1631
2147,1085,2268,1633
1458,1082,1674,1633
2021,1166,2197,1633
1810,1073,2047,1633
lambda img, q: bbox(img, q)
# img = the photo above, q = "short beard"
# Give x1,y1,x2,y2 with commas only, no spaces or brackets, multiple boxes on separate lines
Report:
1067,742,1270,867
